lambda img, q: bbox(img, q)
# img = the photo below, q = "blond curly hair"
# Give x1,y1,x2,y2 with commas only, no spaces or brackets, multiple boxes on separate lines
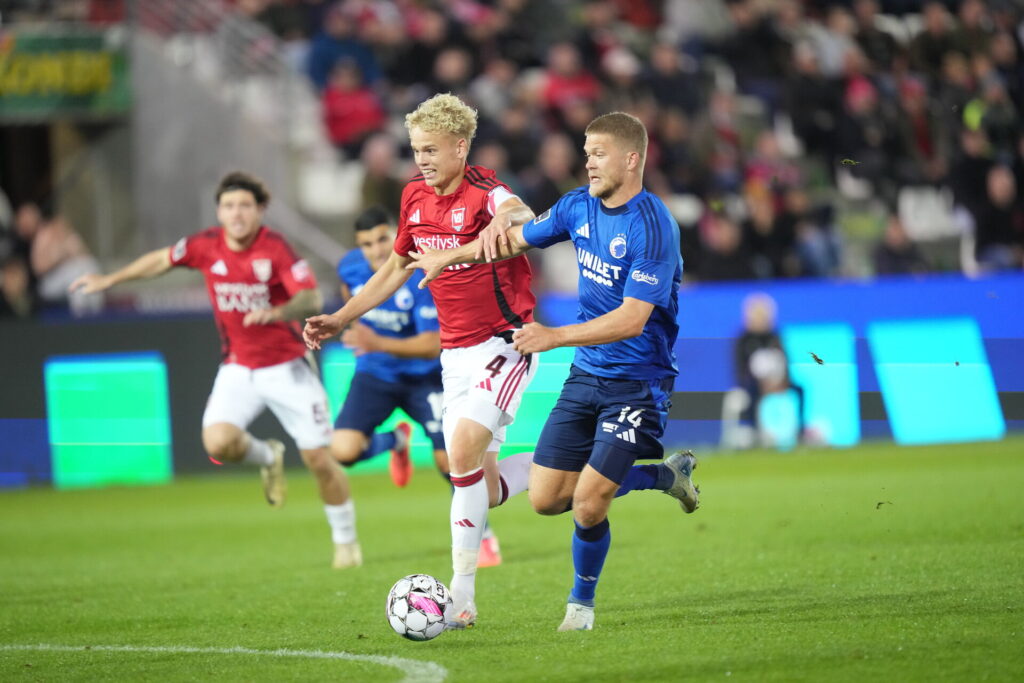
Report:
404,93,478,145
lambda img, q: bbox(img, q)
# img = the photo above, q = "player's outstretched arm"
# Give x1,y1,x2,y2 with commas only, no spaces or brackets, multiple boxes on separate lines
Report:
343,324,440,359
304,251,413,349
512,297,655,354
244,288,322,327
68,247,172,295
405,225,532,288
476,198,536,262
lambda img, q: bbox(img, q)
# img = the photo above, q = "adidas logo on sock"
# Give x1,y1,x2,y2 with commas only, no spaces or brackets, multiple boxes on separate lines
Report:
454,519,476,528
615,428,636,444
475,378,493,391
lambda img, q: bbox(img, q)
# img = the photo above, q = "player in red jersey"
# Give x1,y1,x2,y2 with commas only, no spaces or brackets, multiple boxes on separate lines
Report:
69,172,362,569
304,93,538,627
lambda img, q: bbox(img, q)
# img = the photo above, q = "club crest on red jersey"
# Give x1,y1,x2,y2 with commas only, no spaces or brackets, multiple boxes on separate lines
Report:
252,258,272,282
451,207,466,231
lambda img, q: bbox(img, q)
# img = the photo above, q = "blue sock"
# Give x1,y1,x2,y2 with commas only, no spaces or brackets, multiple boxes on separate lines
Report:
569,518,610,606
355,431,397,463
614,464,663,497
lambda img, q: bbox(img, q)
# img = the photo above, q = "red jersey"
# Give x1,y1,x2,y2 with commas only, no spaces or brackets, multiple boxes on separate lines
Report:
394,165,535,348
169,225,316,369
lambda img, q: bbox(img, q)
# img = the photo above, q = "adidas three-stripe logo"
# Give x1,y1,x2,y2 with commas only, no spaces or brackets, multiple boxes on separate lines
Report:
454,519,476,528
615,429,636,444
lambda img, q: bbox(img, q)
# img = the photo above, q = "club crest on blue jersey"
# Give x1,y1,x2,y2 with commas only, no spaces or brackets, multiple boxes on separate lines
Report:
534,208,551,223
394,287,414,310
609,234,627,259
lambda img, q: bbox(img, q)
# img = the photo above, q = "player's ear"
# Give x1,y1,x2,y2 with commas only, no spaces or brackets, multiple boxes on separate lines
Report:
457,138,468,161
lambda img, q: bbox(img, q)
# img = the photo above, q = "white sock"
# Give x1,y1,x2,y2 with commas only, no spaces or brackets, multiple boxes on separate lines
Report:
496,451,532,505
449,467,488,601
324,500,357,544
242,435,274,466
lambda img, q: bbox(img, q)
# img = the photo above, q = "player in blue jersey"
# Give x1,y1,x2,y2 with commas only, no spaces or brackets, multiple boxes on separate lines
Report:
331,206,503,566
408,112,699,631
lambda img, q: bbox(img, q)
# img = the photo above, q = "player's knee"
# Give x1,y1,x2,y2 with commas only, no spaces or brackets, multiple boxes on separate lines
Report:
571,496,608,528
329,432,362,465
529,489,570,516
447,449,481,475
202,425,245,462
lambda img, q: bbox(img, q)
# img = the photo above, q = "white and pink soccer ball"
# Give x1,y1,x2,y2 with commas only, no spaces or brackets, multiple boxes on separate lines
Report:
385,574,452,641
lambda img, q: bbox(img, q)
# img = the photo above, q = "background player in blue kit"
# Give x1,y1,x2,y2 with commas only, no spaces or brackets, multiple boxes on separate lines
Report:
409,112,699,630
332,206,503,566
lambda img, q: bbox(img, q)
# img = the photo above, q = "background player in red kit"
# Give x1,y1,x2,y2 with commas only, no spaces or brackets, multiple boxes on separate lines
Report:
69,172,362,569
304,94,537,628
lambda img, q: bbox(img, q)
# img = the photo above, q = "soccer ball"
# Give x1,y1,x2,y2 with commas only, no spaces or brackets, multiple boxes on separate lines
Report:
385,574,452,641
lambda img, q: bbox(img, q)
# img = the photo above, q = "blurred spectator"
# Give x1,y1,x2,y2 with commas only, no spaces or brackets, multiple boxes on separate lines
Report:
989,31,1023,111
893,76,950,184
387,7,461,89
470,57,519,123
716,0,791,112
951,0,992,57
0,255,36,318
971,164,1024,271
781,188,841,277
429,46,475,100
30,215,102,315
497,103,542,175
321,59,385,158
541,41,602,128
359,133,404,213
949,128,994,220
521,132,579,214
836,75,902,203
873,214,929,275
306,4,380,91
696,212,757,282
963,72,1020,162
810,5,858,79
642,40,701,116
744,130,802,204
785,41,841,161
852,0,899,72
470,139,525,199
741,186,799,279
909,1,957,81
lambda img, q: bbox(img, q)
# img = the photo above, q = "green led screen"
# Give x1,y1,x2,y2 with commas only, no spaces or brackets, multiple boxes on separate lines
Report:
44,352,173,489
321,344,573,472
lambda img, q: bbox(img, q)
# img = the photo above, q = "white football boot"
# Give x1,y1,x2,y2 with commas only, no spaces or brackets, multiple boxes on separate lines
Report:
662,450,699,513
557,602,595,631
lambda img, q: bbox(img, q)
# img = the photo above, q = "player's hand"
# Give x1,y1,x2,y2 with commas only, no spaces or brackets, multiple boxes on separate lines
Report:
68,273,111,295
303,313,344,350
475,213,512,262
512,322,559,354
405,249,447,288
341,322,379,355
243,307,281,326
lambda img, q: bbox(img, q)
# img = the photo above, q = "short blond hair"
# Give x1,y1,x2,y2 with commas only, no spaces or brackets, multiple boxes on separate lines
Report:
404,93,478,145
585,112,648,164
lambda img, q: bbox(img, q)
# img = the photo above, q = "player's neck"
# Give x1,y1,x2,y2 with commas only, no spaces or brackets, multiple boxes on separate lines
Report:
223,227,260,252
599,179,643,210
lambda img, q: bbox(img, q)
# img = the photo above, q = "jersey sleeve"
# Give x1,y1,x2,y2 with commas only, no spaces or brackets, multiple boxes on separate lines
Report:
394,184,416,257
622,210,679,308
522,192,572,248
485,186,518,216
411,274,440,333
275,241,318,296
168,232,206,270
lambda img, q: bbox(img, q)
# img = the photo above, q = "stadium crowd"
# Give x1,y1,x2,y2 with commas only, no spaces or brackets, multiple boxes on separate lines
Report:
2,0,1024,319
239,0,1024,283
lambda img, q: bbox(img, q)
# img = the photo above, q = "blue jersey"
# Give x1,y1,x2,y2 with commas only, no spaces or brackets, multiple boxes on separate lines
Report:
336,249,441,382
523,186,682,380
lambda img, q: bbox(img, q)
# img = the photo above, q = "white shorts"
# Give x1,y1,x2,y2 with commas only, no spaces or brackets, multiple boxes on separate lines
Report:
202,356,332,450
440,333,538,453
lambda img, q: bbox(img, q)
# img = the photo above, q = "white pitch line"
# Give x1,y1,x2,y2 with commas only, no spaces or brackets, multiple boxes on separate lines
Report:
0,643,447,683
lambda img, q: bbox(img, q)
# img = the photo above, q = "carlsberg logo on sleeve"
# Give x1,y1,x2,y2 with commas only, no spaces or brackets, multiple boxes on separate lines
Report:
631,271,659,285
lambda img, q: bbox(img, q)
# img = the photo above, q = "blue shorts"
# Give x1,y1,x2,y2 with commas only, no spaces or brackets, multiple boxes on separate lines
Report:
334,370,445,450
533,366,673,484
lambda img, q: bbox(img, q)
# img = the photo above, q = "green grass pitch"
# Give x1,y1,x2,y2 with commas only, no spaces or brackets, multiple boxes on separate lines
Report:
2,438,1022,681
